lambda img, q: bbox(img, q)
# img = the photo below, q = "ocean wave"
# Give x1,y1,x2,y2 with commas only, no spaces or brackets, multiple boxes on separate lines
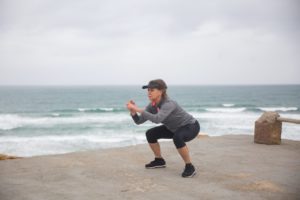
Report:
52,107,125,113
0,134,147,157
205,107,246,113
258,107,298,112
78,107,117,112
0,113,131,130
191,112,259,121
222,104,235,107
51,113,60,117
0,114,57,130
1,134,145,143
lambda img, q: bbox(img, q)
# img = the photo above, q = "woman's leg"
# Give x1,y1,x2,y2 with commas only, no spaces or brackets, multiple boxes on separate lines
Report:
177,145,191,164
149,143,162,158
173,121,200,163
145,125,173,158
173,121,200,177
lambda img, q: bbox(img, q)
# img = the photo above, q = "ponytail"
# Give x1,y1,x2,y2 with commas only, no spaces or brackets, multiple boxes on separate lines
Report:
161,88,168,99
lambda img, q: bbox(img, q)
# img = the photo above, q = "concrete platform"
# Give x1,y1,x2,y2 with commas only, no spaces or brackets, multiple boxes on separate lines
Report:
0,135,299,200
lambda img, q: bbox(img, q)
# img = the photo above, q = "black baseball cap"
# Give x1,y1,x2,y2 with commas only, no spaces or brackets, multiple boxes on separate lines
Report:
142,79,168,90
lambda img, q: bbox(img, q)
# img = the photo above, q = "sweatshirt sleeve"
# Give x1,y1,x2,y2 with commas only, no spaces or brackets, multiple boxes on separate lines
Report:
140,101,175,124
131,104,151,125
131,113,147,125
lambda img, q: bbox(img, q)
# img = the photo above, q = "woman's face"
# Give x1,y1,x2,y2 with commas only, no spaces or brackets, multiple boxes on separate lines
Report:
147,88,162,102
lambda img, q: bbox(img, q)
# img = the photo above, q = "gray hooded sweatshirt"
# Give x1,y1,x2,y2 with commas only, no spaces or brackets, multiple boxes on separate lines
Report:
132,97,196,132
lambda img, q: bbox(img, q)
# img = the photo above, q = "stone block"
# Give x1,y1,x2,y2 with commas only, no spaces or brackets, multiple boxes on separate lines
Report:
254,112,282,144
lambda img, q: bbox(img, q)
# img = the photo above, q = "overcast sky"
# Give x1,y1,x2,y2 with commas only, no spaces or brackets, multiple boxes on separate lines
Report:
0,0,299,85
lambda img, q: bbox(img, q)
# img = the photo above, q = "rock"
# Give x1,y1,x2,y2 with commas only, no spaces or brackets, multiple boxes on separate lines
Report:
0,154,22,160
254,112,282,144
197,132,209,139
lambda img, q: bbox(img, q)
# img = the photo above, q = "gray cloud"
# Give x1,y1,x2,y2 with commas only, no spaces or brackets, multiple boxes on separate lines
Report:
0,0,299,85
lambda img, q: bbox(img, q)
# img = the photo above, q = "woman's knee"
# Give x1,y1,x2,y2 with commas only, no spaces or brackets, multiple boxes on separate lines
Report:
173,133,185,149
145,128,157,143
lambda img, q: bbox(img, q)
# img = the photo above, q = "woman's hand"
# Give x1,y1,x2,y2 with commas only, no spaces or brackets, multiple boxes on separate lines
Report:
126,100,137,115
126,100,143,114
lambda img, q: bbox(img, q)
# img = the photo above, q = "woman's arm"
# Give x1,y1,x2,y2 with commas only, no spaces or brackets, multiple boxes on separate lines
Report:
126,101,148,125
141,101,175,124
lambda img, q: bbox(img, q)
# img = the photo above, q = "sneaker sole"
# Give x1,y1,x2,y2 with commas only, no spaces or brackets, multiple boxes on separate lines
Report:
182,171,196,178
145,165,166,169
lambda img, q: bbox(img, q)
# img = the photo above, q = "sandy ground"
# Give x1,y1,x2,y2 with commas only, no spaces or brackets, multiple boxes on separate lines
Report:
0,135,299,200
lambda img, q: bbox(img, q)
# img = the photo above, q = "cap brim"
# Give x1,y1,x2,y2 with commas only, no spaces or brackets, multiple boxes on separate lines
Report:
142,82,163,89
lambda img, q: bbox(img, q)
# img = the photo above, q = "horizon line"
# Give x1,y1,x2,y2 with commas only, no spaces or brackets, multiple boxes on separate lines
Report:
0,83,299,87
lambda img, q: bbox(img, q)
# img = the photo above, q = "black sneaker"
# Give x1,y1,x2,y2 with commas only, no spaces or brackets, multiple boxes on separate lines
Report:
182,163,196,178
145,158,166,169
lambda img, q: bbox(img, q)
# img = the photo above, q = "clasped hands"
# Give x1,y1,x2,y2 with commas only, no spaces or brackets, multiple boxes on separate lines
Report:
126,100,143,115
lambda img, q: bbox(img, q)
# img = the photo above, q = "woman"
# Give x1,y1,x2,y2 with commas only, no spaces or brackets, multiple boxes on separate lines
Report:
126,79,200,178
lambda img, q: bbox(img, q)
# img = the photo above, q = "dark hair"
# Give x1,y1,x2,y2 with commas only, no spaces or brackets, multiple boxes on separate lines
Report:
161,87,168,99
154,79,168,99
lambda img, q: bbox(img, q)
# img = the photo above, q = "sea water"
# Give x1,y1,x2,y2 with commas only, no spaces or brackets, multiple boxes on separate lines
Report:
0,85,299,156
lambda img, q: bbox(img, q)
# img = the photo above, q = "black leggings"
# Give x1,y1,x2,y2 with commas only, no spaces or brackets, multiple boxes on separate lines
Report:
145,120,200,149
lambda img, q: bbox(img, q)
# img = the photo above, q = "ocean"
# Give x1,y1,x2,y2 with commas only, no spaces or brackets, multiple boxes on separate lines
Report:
0,85,299,157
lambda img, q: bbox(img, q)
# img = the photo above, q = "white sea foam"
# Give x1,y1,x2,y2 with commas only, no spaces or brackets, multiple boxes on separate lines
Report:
258,107,298,112
1,135,142,143
0,113,130,130
193,111,300,141
278,113,300,119
222,104,235,107
100,107,114,111
78,107,115,112
205,107,246,113
0,114,47,130
191,111,259,119
51,113,60,117
0,134,147,157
